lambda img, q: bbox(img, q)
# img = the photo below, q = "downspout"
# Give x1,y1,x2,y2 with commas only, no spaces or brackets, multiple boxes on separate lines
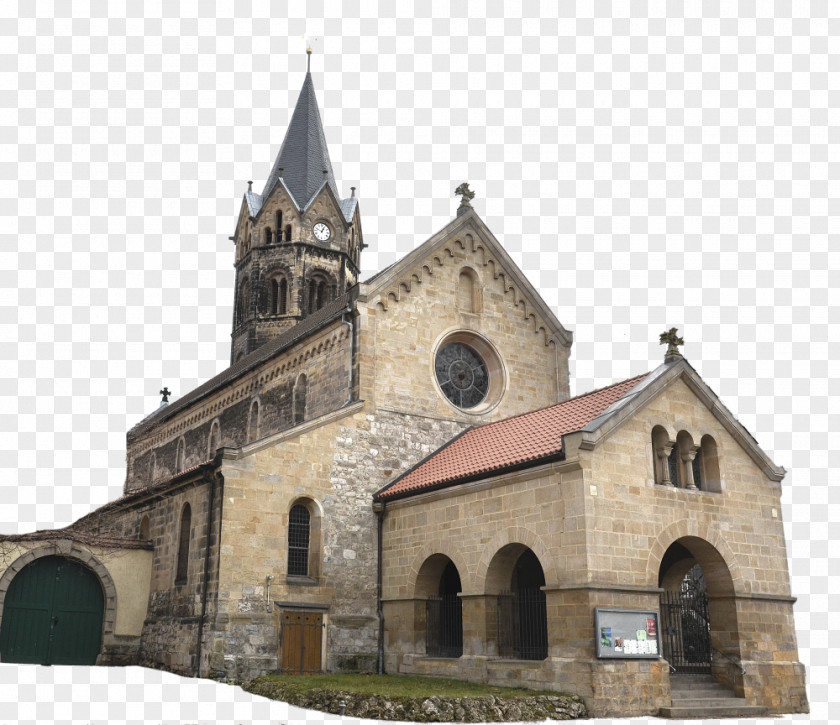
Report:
342,305,354,405
374,500,386,675
196,467,217,677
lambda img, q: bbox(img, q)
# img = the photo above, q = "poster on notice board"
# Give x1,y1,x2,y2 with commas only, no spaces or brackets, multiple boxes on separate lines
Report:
595,608,660,659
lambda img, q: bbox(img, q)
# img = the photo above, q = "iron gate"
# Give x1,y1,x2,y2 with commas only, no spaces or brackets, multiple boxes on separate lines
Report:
497,588,548,660
660,589,712,673
426,594,462,657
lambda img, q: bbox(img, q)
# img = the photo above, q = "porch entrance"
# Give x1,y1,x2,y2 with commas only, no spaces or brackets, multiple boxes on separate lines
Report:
280,611,323,673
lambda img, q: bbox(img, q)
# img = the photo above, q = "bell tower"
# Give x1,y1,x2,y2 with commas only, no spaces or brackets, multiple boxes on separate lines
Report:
229,49,364,364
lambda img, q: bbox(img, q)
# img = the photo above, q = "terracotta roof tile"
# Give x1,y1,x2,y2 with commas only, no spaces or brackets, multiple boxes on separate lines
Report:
376,374,647,501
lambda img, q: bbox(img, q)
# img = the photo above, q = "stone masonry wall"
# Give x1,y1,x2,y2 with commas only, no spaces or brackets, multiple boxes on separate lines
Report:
126,320,352,493
210,404,467,682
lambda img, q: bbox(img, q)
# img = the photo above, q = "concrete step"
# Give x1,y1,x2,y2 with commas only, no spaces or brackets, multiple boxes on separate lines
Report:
660,674,769,719
672,696,755,708
671,685,734,698
660,704,769,718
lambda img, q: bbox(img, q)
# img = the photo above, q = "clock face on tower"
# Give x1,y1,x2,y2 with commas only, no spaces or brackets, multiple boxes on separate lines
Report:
313,222,331,241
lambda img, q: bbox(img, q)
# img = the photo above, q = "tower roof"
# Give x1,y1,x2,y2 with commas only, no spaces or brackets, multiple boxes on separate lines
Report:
262,70,339,210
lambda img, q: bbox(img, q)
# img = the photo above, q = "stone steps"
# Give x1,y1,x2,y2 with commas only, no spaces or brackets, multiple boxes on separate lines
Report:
660,674,769,719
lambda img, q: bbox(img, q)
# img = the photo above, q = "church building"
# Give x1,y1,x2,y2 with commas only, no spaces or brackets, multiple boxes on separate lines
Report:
0,55,807,719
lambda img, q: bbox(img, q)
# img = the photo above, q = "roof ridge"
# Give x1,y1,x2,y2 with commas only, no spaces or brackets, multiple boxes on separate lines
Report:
467,371,650,432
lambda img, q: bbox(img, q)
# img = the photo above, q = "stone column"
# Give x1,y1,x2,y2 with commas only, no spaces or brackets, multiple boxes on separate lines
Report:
657,444,674,486
681,445,701,490
459,593,490,656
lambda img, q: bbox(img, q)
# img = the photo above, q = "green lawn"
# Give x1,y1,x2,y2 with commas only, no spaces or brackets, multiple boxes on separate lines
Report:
255,673,551,699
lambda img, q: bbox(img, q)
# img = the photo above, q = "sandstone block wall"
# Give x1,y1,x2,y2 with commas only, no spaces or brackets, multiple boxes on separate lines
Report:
359,228,571,422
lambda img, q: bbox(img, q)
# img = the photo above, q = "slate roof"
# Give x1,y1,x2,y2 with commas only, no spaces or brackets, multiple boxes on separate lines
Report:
244,190,263,216
340,196,358,223
129,289,356,439
262,71,340,210
375,373,647,501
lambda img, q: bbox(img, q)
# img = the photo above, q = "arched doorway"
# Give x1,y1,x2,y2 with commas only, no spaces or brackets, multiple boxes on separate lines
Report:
658,537,737,675
0,556,104,665
416,555,463,658
496,548,548,660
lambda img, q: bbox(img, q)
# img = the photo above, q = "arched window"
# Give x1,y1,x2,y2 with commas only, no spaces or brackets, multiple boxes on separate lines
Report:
676,430,700,490
458,268,479,313
287,504,311,577
175,503,191,584
651,425,675,486
293,374,307,425
276,210,283,236
208,420,221,459
176,437,186,473
284,224,292,242
264,227,273,244
700,435,722,492
248,399,260,442
139,515,150,540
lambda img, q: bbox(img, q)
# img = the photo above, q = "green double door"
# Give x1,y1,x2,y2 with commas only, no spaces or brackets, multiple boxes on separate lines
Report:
0,556,104,665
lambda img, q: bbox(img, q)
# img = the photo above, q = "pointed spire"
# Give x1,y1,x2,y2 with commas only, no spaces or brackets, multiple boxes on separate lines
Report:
262,52,339,209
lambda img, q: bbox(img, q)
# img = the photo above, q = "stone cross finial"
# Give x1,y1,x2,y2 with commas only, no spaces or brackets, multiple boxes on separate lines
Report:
455,183,475,217
659,327,684,361
160,387,171,403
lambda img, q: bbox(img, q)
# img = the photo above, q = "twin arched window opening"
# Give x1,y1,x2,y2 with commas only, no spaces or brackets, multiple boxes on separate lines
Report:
270,277,288,315
653,427,721,492
308,275,333,314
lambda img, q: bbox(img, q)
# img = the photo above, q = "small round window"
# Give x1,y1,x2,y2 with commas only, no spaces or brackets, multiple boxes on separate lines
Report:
435,342,489,409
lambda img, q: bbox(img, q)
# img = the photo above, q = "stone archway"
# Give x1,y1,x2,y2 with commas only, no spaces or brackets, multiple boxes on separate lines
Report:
653,534,742,688
0,543,118,664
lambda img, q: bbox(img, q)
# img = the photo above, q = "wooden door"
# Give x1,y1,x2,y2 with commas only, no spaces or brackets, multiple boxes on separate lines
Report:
0,556,104,665
280,611,322,673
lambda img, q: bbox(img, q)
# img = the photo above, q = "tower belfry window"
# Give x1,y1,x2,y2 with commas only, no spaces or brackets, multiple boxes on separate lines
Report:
276,210,283,236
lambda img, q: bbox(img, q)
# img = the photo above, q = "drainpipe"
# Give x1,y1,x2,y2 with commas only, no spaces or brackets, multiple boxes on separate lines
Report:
342,305,354,405
196,467,217,677
374,500,386,675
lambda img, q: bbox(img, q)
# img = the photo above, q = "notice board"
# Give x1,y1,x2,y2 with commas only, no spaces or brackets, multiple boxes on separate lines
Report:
595,608,660,659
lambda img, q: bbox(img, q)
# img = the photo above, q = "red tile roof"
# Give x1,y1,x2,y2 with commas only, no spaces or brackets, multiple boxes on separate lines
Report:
375,374,647,501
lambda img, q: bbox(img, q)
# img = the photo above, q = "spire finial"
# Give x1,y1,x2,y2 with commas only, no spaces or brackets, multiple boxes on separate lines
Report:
247,180,252,192
304,35,313,72
659,327,684,361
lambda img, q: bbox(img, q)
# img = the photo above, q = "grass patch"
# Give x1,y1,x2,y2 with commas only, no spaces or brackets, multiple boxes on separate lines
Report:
255,673,551,699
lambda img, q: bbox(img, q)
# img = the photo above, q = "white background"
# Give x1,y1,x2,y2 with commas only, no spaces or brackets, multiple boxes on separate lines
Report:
0,2,834,724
